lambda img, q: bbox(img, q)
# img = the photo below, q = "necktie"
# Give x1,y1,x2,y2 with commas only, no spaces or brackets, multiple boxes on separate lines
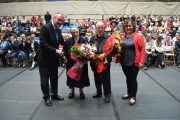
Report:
55,28,58,43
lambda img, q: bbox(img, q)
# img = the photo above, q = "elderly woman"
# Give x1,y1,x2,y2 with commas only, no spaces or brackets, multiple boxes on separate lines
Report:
120,20,145,105
17,37,29,68
0,35,8,67
152,27,158,40
154,36,164,68
27,36,39,70
63,28,90,99
6,36,19,68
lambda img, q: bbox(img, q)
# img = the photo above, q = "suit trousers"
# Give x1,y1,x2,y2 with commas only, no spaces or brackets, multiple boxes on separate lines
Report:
122,64,139,98
93,64,111,97
39,65,58,99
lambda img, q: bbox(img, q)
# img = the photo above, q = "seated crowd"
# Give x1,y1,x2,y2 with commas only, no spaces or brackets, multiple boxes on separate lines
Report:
0,13,180,69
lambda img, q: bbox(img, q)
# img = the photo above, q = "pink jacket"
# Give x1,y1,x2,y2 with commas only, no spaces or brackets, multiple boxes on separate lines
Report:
122,32,145,67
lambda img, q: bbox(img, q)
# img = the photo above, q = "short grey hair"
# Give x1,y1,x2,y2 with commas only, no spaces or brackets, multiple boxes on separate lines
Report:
53,13,63,18
71,28,79,34
166,36,170,39
10,36,14,39
27,36,33,40
96,22,104,27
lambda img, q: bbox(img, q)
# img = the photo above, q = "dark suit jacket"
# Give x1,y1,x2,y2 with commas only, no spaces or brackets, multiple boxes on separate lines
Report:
37,23,64,68
19,42,29,53
28,41,39,53
175,40,180,54
89,33,112,71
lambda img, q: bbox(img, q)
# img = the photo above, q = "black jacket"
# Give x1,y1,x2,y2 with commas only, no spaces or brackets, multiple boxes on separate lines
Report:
19,42,29,53
28,41,39,53
175,40,180,54
89,33,112,71
37,23,64,68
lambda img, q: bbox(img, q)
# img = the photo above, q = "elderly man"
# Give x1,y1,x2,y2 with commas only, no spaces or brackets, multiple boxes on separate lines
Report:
63,14,70,27
63,28,90,99
168,14,174,22
144,33,155,70
31,14,37,26
44,11,51,24
38,13,64,106
89,22,112,103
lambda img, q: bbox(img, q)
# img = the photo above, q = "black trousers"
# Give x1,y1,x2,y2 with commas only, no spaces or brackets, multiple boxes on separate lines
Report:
39,65,58,99
93,64,111,97
177,53,180,64
0,52,7,66
122,64,139,98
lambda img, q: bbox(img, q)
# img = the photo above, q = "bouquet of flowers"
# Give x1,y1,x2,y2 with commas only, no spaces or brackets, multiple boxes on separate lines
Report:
67,42,96,81
103,29,125,63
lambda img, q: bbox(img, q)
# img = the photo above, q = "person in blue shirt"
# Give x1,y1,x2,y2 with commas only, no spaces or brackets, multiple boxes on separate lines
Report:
6,36,19,68
168,14,175,22
0,35,8,67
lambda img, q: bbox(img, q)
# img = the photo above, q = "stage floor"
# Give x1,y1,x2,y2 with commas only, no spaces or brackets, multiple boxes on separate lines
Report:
0,62,180,120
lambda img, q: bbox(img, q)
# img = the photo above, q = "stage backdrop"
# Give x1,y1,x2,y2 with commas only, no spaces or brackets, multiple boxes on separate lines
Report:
0,1,179,21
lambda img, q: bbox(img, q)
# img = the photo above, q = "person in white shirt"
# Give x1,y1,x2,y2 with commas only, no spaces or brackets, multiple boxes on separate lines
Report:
144,33,155,70
148,23,154,33
154,35,164,68
31,23,36,33
105,22,111,32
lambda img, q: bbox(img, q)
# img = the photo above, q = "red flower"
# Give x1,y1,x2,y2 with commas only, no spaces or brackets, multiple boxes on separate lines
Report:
75,50,78,54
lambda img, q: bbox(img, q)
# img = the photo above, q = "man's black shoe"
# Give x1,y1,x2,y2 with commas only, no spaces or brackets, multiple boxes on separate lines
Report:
44,98,52,106
92,92,102,98
105,96,110,103
51,95,64,100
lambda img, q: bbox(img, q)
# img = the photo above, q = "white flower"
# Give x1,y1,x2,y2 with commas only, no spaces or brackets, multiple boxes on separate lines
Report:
78,46,85,51
115,39,119,44
86,44,92,50
92,46,97,52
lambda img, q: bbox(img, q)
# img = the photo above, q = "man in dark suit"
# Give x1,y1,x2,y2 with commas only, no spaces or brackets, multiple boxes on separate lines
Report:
89,22,112,103
38,13,64,106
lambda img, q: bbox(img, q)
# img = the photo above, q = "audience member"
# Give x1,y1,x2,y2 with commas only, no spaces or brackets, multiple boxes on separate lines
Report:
173,33,179,45
119,14,125,23
86,17,92,26
104,18,110,27
153,15,158,22
27,36,39,70
12,22,18,33
74,18,80,28
6,24,12,33
11,16,17,25
142,14,146,22
173,19,179,31
168,14,174,22
158,14,163,22
114,15,119,25
31,14,37,26
174,15,179,22
117,22,122,30
80,18,86,25
0,35,8,67
125,14,130,21
131,15,136,21
36,23,41,34
31,23,37,33
147,15,152,22
85,28,92,40
24,24,30,33
63,14,70,27
44,11,51,24
111,23,117,32
6,36,19,67
154,36,164,68
167,19,173,27
152,27,158,40
162,19,167,27
144,33,155,70
105,22,111,32
1,23,6,33
91,21,97,33
37,15,43,26
7,16,12,25
109,15,115,25
21,15,27,27
79,22,87,36
17,37,29,68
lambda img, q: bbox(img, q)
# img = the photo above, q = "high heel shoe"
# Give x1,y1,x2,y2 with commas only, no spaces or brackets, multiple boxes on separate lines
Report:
80,94,85,99
68,93,74,99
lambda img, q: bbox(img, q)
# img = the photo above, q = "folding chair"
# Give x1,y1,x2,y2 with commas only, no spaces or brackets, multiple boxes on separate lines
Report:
163,46,176,66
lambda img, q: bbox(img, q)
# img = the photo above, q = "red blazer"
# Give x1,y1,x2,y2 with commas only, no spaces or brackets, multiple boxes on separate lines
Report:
120,32,145,66
31,17,37,23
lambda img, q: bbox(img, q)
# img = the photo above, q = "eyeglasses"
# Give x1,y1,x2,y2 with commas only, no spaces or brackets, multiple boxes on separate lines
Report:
56,18,64,23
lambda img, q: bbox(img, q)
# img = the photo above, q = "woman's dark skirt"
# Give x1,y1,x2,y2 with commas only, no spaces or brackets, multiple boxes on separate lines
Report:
6,51,19,58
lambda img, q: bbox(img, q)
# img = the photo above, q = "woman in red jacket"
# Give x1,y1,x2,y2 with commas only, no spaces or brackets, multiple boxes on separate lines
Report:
120,20,145,105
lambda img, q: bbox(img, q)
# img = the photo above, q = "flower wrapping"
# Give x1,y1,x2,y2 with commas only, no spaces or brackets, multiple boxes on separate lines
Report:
67,43,96,81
